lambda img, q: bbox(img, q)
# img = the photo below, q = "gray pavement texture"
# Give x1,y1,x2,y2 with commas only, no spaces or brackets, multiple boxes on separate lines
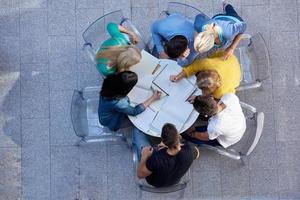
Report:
0,0,300,199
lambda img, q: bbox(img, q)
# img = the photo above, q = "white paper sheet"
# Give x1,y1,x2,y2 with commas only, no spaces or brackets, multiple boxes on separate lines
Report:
130,50,160,76
127,86,153,104
153,64,197,100
133,108,157,132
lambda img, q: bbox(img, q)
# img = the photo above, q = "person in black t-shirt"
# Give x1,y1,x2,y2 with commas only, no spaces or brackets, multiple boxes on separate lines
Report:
136,123,200,188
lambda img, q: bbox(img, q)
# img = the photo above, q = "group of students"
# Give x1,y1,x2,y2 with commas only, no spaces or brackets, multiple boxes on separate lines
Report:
97,2,247,188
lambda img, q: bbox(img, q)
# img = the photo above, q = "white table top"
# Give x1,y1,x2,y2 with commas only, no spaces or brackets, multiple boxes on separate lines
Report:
128,59,200,137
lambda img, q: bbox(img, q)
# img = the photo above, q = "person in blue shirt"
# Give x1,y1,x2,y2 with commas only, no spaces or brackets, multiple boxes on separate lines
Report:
151,13,198,67
98,71,161,131
194,2,246,60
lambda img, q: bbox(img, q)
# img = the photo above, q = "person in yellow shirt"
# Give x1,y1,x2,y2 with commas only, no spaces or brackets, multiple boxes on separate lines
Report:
169,51,241,99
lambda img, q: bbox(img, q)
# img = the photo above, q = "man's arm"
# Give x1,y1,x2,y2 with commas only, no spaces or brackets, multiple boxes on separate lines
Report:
118,25,139,44
224,21,246,60
192,131,210,141
137,147,153,179
151,22,165,56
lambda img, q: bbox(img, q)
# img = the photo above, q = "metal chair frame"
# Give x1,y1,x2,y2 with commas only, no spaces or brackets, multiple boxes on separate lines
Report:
198,101,265,162
82,10,148,77
71,86,126,145
235,32,271,91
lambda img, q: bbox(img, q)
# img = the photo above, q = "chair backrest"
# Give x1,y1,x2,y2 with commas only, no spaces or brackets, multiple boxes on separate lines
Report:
147,2,207,54
236,33,271,86
230,103,264,157
161,2,206,22
132,145,189,193
198,102,264,160
82,10,147,57
71,88,124,143
71,90,90,138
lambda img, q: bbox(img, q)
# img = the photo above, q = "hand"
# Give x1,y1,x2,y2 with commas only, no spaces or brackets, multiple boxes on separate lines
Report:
141,146,153,159
182,48,190,58
187,95,196,104
151,90,161,101
224,47,234,60
159,51,169,59
129,32,139,45
169,75,179,82
187,130,196,138
157,142,167,149
185,126,196,135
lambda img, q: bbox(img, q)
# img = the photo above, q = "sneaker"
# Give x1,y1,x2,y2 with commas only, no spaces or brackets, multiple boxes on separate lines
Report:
222,0,228,13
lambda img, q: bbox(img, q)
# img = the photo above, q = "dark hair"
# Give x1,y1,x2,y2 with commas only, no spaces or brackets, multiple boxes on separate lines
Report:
100,71,138,99
161,123,179,149
165,35,188,59
193,95,218,117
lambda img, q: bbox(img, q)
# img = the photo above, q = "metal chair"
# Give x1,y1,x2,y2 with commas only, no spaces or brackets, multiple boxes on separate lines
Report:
235,33,271,91
132,145,190,197
198,101,265,161
71,86,125,144
82,10,148,72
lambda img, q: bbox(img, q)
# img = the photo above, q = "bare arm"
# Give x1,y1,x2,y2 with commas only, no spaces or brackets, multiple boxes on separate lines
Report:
192,131,210,141
118,25,139,44
142,91,161,108
137,147,153,178
118,25,132,35
229,33,242,50
224,33,242,60
169,70,187,82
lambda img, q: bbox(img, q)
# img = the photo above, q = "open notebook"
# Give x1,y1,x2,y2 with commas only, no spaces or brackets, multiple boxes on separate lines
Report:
152,64,197,101
130,50,161,90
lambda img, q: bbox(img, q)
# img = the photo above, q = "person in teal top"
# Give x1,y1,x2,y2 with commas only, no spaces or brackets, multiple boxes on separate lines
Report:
96,23,142,76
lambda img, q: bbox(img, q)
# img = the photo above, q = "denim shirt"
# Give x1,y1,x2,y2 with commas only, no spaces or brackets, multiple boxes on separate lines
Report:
98,96,145,131
194,13,246,50
151,13,198,67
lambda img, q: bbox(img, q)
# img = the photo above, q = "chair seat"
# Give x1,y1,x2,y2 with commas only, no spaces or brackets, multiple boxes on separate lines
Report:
71,89,124,144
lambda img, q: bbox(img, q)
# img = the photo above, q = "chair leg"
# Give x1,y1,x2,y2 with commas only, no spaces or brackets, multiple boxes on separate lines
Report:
137,188,142,199
75,138,85,146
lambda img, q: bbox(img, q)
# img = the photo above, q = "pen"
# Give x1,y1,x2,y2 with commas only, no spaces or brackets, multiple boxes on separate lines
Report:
152,63,161,75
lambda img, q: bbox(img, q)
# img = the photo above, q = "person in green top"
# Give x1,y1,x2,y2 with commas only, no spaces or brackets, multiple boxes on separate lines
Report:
96,23,142,76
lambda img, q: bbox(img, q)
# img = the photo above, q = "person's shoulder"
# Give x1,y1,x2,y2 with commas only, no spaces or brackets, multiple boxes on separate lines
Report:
220,93,239,106
180,142,200,160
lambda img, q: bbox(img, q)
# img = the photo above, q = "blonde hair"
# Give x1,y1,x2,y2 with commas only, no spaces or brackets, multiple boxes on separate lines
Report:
196,70,221,96
194,24,215,53
96,45,141,72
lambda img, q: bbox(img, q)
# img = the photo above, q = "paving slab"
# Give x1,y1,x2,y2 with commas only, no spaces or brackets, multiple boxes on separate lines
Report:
50,146,80,200
48,8,75,36
0,147,21,200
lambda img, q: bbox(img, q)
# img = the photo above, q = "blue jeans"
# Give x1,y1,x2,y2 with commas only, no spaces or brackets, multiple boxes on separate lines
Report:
181,126,221,146
132,128,161,160
213,4,244,22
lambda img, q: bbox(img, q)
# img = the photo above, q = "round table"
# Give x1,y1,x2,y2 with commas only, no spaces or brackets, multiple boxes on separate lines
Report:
128,59,201,137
